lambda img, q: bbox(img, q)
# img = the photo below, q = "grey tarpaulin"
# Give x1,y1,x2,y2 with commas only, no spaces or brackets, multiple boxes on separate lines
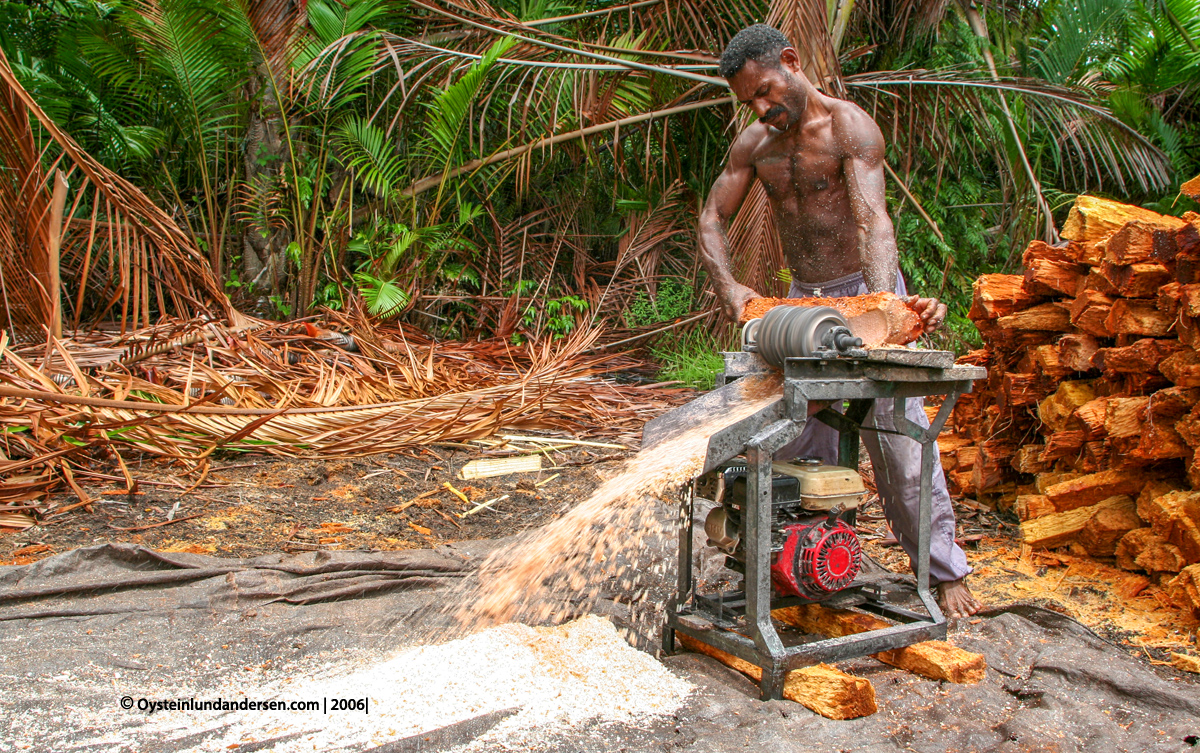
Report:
2,543,1199,752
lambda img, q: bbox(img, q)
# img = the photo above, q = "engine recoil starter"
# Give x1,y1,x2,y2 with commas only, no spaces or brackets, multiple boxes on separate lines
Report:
770,518,863,599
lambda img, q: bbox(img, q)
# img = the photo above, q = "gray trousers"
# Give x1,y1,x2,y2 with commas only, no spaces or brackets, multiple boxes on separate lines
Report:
775,271,971,584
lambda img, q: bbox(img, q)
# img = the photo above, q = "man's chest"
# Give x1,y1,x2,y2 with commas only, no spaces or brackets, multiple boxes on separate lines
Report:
751,135,843,200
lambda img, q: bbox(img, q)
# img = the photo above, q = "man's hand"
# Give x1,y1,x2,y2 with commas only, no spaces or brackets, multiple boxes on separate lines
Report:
721,282,761,322
903,295,948,333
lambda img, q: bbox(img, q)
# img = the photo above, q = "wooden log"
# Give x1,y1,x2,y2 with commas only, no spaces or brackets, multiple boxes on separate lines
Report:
1028,344,1075,378
1025,258,1086,297
1133,417,1190,461
1103,219,1186,264
771,605,987,683
1078,506,1145,557
1057,334,1101,372
1160,349,1200,388
956,444,980,471
1147,386,1200,417
1040,430,1085,462
1094,338,1185,373
1038,380,1097,431
949,469,975,495
1182,175,1200,202
1166,564,1200,620
1105,299,1174,337
1137,489,1200,563
1080,440,1111,472
1118,371,1173,396
1158,282,1184,318
972,440,1018,493
1000,372,1051,408
1043,469,1146,511
1021,495,1135,549
1069,291,1115,338
1036,472,1083,494
1104,396,1150,438
1023,239,1075,266
1012,445,1051,474
1082,268,1117,294
1176,252,1200,285
1061,195,1185,244
1100,261,1173,298
1016,494,1056,521
1071,397,1109,439
997,303,1072,332
969,275,1043,320
1176,402,1200,447
676,634,877,719
1115,528,1187,573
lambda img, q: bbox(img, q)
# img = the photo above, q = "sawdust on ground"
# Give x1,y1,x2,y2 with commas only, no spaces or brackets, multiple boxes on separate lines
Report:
42,614,692,753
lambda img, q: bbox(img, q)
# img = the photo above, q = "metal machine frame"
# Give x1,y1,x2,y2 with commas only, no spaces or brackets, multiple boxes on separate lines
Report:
654,349,985,700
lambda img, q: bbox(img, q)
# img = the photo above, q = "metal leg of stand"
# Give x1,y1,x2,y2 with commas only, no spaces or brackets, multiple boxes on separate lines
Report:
746,421,798,700
893,396,944,623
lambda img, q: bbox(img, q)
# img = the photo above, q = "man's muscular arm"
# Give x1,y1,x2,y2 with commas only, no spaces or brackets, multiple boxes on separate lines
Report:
699,127,761,322
834,104,947,331
833,104,897,294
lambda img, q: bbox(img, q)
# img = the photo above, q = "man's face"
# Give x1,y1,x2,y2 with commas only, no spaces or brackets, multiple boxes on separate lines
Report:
728,56,806,132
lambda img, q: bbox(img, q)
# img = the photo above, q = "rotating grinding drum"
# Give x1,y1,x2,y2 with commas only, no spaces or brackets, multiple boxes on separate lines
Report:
742,305,863,367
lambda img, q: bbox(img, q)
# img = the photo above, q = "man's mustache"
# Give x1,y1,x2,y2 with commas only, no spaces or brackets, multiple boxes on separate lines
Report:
760,106,787,124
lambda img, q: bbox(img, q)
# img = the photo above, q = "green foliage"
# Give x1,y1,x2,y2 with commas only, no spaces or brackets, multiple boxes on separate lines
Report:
623,279,695,328
650,330,729,391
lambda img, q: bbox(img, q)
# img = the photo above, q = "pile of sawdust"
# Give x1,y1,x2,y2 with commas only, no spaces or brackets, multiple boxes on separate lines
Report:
57,615,692,753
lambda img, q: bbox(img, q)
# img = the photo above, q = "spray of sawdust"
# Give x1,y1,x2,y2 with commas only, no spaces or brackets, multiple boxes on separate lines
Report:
451,373,783,633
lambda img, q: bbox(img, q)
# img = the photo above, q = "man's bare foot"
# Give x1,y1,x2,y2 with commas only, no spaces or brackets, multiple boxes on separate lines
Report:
937,579,982,619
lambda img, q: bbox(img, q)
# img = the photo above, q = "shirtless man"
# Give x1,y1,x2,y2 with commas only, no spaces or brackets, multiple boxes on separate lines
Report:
699,24,982,618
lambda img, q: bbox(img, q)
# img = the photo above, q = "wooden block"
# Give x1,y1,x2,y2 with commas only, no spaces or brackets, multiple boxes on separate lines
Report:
676,633,877,719
1000,372,1051,408
1071,397,1109,439
1176,402,1200,447
1105,299,1174,337
969,275,1043,320
1025,257,1086,297
1069,291,1115,337
1029,344,1074,378
1115,528,1187,573
1020,495,1135,549
1079,506,1144,556
1104,219,1186,264
1160,349,1200,388
998,302,1072,332
459,455,542,479
1040,430,1085,462
1133,417,1190,460
1169,653,1200,674
937,434,973,454
1057,334,1101,372
1012,445,1050,474
1023,239,1076,266
1137,490,1200,563
1100,261,1173,298
771,605,987,684
1082,268,1116,294
1044,469,1145,511
1038,381,1097,432
1061,195,1185,244
1166,564,1200,620
1158,282,1184,318
1016,494,1056,521
1104,396,1149,438
1094,338,1185,373
1182,175,1200,202
1177,252,1200,284
1036,472,1083,494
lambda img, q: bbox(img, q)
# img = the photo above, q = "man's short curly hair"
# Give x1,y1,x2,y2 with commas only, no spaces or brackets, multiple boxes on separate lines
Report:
719,25,791,79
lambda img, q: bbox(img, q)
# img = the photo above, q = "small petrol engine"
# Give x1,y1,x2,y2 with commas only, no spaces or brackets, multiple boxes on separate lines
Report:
698,458,865,601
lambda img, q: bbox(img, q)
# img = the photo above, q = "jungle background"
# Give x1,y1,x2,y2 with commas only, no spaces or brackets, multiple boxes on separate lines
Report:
1,0,1198,386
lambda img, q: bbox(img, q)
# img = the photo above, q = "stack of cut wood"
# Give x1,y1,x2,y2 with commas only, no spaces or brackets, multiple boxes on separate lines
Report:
937,188,1200,621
